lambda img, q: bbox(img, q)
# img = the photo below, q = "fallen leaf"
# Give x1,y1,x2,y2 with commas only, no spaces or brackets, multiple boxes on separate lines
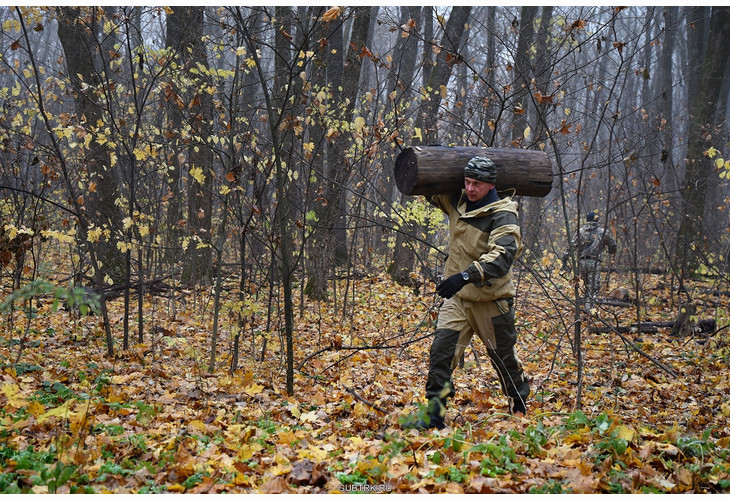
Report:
260,476,293,494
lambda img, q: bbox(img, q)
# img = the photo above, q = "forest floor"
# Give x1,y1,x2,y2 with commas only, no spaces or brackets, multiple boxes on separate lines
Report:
1,266,729,493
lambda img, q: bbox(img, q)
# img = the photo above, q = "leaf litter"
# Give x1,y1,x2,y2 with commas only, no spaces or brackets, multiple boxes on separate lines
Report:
0,270,729,493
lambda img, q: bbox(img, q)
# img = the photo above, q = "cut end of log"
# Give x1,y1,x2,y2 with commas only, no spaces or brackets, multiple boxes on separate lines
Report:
394,147,466,196
394,145,554,198
393,147,420,196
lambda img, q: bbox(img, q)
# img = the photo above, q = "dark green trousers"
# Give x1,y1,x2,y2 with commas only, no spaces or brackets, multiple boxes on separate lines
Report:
425,304,529,409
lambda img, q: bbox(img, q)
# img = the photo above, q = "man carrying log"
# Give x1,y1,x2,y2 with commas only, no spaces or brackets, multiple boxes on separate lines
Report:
404,156,530,430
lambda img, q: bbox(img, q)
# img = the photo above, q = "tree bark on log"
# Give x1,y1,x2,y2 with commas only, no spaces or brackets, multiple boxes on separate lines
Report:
394,145,553,197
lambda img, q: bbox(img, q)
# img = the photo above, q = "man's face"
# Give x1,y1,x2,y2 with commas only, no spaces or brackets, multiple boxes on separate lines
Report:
464,177,494,202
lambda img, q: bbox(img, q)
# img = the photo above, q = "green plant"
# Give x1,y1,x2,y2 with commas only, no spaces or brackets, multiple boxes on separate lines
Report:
446,465,469,483
677,429,715,459
103,424,125,436
33,461,77,493
595,434,628,458
715,478,730,490
521,421,550,457
380,433,408,458
254,415,277,435
183,471,205,489
95,460,137,482
7,362,42,375
30,381,76,406
1,280,99,317
336,470,369,485
123,433,148,452
0,472,24,493
530,478,572,493
605,469,629,493
0,445,75,493
138,481,167,493
132,401,158,426
583,413,631,465
593,412,612,435
1,281,100,365
469,435,524,477
94,370,112,393
443,429,466,453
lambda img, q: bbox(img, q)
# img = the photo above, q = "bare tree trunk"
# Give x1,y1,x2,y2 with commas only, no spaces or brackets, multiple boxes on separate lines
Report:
56,7,125,283
239,6,303,394
164,8,187,270
420,6,472,145
511,6,538,147
657,7,677,180
676,7,730,278
480,6,497,145
388,6,423,285
208,193,230,373
306,7,371,299
19,8,116,356
520,6,553,264
164,7,214,286
169,7,214,285
389,7,472,284
267,5,298,395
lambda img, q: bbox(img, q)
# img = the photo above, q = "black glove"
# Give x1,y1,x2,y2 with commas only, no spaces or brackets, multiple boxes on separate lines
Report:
436,273,467,299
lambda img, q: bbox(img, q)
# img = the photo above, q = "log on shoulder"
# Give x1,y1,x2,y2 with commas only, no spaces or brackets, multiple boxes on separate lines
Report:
394,145,553,197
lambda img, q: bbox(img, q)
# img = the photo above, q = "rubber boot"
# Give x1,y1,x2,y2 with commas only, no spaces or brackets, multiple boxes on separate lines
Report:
402,398,446,430
509,396,527,416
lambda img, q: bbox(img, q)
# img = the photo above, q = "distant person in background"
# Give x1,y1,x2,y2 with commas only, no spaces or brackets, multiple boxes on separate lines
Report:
565,211,617,305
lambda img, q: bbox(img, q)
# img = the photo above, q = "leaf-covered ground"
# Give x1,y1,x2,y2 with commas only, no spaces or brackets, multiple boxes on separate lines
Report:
1,269,729,493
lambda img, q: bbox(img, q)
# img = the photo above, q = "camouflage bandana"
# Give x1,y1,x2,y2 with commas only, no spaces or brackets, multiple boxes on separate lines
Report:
464,156,497,184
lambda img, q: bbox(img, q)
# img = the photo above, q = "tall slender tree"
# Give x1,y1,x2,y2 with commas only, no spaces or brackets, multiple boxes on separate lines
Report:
167,7,214,285
419,6,472,145
388,6,423,285
511,6,538,147
306,7,371,300
56,7,126,283
675,6,730,278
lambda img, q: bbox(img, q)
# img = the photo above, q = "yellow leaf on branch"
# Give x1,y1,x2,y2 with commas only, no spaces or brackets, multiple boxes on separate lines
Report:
321,7,341,22
190,166,205,185
354,116,365,135
41,229,75,244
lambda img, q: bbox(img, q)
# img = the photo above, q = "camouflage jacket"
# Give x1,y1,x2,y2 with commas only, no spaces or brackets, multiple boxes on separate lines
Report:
571,221,617,261
429,190,523,302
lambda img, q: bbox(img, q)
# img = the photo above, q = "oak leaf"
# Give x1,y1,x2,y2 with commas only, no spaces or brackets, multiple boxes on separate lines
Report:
321,7,341,22
260,476,293,494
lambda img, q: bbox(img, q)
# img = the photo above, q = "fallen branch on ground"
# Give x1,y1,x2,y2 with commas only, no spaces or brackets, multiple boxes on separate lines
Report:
588,319,716,335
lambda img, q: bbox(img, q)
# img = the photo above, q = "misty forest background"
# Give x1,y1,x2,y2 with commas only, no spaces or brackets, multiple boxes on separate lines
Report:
2,5,729,380
0,5,729,494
